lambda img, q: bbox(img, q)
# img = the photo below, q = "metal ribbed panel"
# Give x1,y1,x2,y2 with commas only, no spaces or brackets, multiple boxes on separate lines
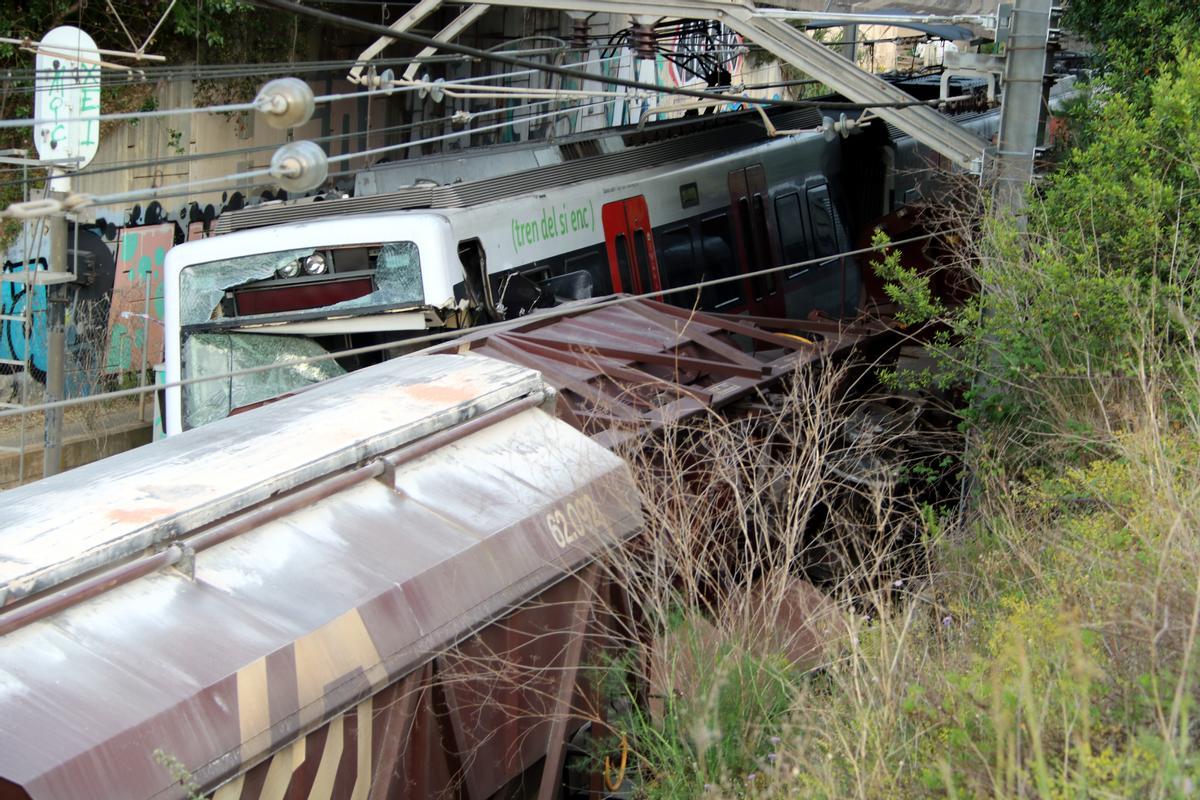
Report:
214,186,436,233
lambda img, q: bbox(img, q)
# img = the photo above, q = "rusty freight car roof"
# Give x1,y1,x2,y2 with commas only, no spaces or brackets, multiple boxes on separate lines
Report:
0,353,542,608
0,354,640,800
435,297,887,447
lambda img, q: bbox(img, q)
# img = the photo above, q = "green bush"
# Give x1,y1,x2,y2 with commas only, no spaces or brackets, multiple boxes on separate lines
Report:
885,47,1200,459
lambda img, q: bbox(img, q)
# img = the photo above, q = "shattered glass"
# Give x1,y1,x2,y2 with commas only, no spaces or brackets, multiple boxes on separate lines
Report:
182,333,345,429
327,242,423,309
180,249,314,326
178,242,423,326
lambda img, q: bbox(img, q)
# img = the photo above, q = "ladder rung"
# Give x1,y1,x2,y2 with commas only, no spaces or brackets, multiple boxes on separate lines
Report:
0,358,27,367
0,315,28,323
0,445,27,453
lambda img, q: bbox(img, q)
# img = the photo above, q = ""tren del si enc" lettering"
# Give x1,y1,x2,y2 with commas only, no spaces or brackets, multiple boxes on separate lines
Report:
511,201,594,251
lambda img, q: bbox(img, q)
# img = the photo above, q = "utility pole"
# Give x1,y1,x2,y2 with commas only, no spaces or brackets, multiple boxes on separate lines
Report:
42,200,68,478
992,0,1053,218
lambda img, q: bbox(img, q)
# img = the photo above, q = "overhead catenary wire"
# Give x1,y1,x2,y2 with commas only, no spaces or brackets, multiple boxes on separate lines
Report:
254,0,973,112
0,96,616,218
2,50,621,129
0,72,563,129
0,47,597,91
0,65,890,191
0,58,626,188
0,95,601,191
0,15,950,88
5,48,910,218
0,228,957,421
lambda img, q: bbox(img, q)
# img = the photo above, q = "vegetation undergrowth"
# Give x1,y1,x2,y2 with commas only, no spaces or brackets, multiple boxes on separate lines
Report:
592,19,1200,800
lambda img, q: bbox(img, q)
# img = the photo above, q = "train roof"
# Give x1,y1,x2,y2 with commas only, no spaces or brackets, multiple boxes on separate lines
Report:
0,354,640,799
214,105,832,234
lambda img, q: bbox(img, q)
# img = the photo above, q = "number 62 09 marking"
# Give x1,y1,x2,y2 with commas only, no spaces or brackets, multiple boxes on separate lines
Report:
546,494,610,548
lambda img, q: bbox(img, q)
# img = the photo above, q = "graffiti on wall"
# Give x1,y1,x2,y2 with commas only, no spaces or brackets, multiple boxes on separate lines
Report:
1,230,52,380
106,224,173,375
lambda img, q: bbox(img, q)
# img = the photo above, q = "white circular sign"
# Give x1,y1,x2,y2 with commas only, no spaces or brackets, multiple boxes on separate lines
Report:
34,25,101,169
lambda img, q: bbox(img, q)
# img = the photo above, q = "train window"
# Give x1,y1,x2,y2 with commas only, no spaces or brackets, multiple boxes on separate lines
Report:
736,197,754,266
775,193,810,274
614,233,633,293
751,194,777,297
633,229,652,291
679,182,699,208
807,184,843,258
699,214,742,309
521,265,553,284
565,250,606,290
658,225,697,308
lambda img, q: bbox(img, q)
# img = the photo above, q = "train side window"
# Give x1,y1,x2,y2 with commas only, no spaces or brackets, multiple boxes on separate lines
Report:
614,233,633,293
633,229,652,281
658,225,697,307
699,214,742,309
751,193,777,297
807,184,843,258
775,193,810,274
565,250,608,292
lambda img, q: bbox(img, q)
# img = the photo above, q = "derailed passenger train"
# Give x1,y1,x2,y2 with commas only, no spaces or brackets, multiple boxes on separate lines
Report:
164,100,1001,434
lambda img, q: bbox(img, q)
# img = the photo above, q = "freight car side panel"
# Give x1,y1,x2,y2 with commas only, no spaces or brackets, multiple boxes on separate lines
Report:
0,355,641,800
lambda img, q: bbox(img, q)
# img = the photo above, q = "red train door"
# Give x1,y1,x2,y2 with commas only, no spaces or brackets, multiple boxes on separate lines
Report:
728,164,785,318
602,196,661,295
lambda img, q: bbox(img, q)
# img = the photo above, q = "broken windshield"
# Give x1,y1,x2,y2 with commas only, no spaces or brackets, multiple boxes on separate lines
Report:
182,333,346,429
179,241,423,326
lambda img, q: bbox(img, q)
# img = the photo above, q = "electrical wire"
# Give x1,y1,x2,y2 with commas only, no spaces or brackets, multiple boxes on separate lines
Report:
2,51,620,129
0,45,605,89
2,77,469,129
0,59,626,190
1,96,615,217
255,0,972,112
0,227,956,420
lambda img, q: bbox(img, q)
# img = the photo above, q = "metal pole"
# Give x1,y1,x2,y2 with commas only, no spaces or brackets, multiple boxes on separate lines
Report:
16,161,30,484
137,270,152,421
43,197,68,478
992,0,1052,219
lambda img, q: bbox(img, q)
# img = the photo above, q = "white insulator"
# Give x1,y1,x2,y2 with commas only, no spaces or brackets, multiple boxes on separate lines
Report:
379,68,396,95
255,77,315,130
821,116,837,143
270,140,328,193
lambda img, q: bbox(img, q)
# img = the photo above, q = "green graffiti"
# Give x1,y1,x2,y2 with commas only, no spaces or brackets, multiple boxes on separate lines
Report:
106,322,132,371
105,323,149,371
119,233,140,263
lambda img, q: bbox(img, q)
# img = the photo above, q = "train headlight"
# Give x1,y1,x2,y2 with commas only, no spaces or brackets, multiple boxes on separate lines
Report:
277,260,301,279
303,253,328,275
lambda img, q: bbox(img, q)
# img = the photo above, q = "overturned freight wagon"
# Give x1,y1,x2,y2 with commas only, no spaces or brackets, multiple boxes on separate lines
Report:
0,354,641,800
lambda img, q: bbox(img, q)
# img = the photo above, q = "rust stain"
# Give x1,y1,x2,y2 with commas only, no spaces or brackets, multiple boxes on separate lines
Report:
401,382,477,405
106,506,176,524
